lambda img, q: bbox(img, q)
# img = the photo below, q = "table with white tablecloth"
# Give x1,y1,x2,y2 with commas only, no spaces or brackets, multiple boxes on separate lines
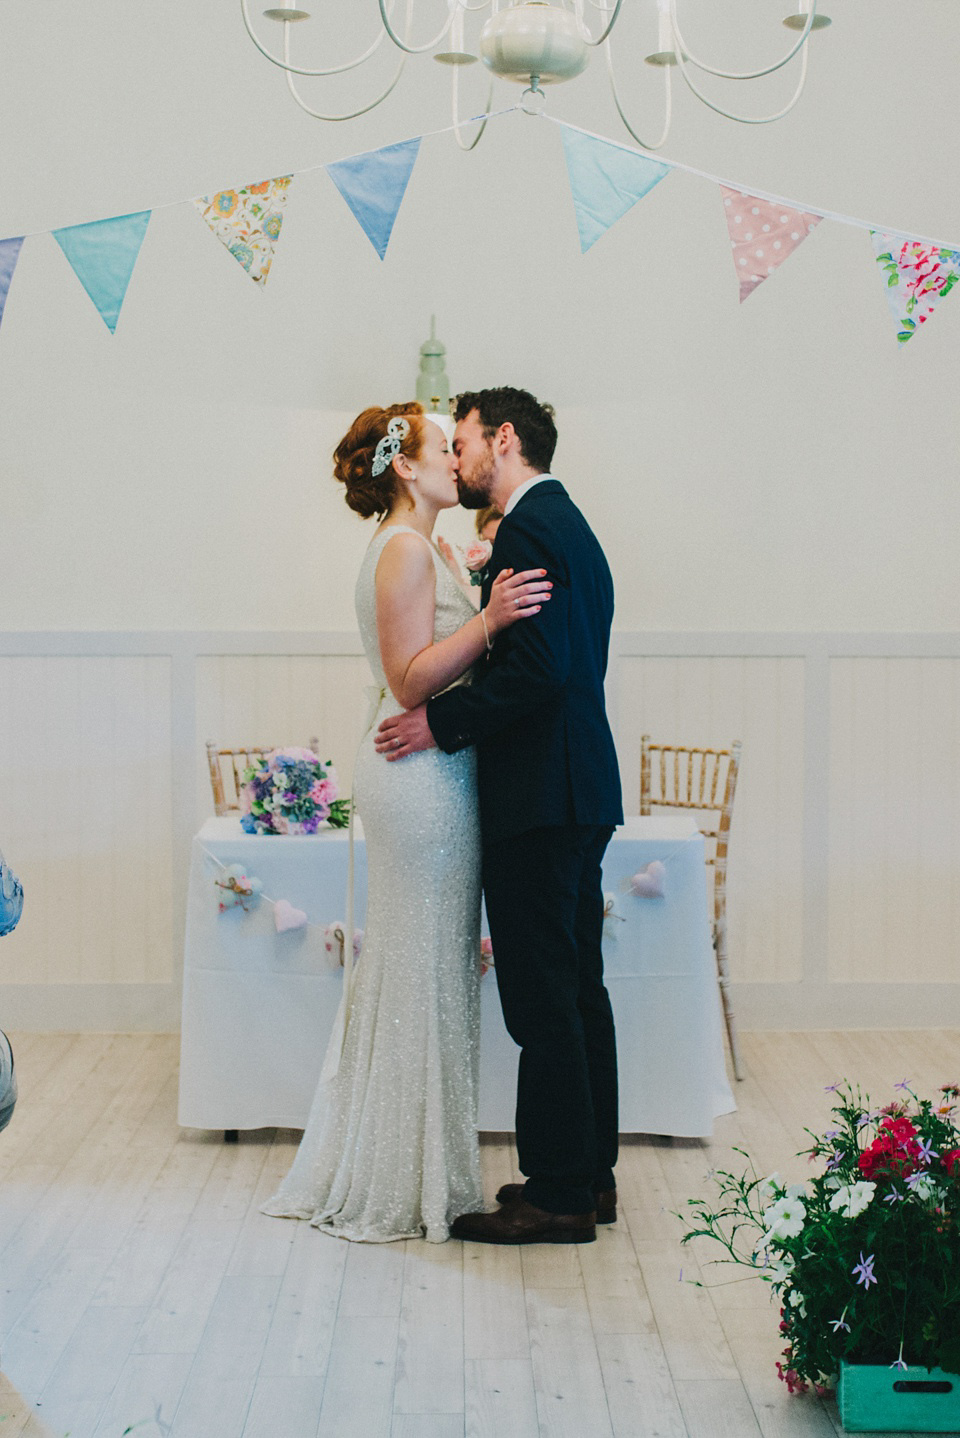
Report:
178,815,735,1137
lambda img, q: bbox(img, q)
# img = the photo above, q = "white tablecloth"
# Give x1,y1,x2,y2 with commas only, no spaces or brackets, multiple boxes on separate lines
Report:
178,815,735,1137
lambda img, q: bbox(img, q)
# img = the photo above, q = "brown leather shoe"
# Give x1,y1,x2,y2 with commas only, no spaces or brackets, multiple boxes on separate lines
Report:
496,1183,617,1224
451,1200,596,1245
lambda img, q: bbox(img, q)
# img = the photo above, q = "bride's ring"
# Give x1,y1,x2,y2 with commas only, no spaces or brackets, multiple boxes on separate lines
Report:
393,737,401,749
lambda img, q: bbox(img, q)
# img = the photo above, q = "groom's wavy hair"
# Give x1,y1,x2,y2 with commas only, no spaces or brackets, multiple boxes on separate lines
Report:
454,388,557,474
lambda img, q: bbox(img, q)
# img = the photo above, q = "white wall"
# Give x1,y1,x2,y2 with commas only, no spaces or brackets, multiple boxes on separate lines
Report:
1,2,958,635
1,2,959,1030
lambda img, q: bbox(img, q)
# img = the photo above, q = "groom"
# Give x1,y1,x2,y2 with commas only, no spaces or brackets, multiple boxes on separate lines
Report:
375,387,623,1244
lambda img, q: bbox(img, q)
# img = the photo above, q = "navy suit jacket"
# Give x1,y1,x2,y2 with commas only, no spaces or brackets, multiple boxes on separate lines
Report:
427,479,623,842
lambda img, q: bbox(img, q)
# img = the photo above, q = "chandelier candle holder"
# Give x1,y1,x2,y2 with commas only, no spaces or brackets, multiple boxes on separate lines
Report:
242,0,831,150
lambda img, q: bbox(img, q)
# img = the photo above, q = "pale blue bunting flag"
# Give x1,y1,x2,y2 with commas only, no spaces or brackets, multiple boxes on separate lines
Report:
326,138,421,260
0,236,24,331
52,210,151,333
560,125,670,253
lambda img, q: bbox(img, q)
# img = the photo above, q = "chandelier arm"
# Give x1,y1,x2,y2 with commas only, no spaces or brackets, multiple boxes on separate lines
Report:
668,0,816,80
673,39,809,124
604,37,672,151
239,0,391,77
451,65,495,151
378,0,457,55
580,0,627,48
283,52,408,119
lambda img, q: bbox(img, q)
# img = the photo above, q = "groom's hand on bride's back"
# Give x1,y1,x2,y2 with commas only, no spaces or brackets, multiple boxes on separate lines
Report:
375,704,437,761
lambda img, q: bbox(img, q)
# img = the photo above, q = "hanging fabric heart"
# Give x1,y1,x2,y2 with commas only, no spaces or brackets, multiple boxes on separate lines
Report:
274,898,308,933
630,860,666,898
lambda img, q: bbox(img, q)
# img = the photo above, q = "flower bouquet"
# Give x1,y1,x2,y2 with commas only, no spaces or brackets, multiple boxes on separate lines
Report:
240,747,349,835
679,1081,960,1393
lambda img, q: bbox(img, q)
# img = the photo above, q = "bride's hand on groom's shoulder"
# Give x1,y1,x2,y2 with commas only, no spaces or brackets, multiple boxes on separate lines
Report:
375,704,436,762
485,567,552,638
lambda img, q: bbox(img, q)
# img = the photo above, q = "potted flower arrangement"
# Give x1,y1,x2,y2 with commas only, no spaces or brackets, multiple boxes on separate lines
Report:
240,747,349,835
679,1080,960,1432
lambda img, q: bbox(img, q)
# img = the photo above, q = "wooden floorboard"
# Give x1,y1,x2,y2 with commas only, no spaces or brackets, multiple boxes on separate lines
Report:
0,1030,956,1437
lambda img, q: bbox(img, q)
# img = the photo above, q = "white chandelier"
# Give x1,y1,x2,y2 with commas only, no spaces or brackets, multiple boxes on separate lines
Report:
241,0,831,151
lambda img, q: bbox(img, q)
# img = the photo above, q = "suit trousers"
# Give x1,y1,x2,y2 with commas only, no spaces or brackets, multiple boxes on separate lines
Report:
482,823,618,1215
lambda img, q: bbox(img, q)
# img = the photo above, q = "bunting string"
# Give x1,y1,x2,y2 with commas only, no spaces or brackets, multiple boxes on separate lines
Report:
1,104,958,344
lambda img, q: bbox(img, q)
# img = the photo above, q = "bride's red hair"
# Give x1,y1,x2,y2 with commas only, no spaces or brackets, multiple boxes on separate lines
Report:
333,402,425,519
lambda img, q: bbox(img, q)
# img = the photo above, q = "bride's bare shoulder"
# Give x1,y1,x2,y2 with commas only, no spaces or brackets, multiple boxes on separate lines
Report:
374,529,435,590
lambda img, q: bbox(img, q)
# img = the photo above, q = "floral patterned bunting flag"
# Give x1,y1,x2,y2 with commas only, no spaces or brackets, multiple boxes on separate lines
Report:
193,176,293,285
720,187,821,303
870,232,960,344
0,236,24,332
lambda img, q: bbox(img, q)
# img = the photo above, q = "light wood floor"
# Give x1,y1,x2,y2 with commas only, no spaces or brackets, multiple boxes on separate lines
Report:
1,1030,958,1438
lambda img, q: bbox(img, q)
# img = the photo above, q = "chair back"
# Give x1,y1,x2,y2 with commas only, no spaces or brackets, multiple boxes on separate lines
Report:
640,734,744,1081
206,739,320,817
640,736,741,876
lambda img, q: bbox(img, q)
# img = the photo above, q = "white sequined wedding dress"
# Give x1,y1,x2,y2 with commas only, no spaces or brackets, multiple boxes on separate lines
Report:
262,525,485,1242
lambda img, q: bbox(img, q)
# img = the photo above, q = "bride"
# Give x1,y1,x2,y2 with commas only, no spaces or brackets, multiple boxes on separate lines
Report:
262,402,550,1242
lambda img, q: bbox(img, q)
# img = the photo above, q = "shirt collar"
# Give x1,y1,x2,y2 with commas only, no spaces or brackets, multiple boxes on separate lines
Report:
503,473,553,517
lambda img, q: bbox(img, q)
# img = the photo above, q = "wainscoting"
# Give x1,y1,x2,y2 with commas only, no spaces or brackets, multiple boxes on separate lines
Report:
2,631,959,1031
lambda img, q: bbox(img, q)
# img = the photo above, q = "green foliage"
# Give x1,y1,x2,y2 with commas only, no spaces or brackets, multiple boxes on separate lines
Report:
678,1082,960,1390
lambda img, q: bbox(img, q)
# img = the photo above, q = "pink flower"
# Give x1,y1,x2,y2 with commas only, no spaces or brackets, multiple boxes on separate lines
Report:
273,815,289,834
310,778,337,805
464,540,493,573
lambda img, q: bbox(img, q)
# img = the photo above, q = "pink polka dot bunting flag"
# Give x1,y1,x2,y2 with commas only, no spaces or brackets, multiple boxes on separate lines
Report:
720,186,821,303
870,232,960,344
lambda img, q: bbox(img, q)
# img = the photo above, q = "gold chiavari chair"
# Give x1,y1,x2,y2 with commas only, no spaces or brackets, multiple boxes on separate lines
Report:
640,734,744,1081
206,739,320,817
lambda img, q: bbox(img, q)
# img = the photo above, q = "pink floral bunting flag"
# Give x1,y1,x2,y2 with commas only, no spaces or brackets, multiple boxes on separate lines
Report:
870,232,960,344
720,187,821,302
193,176,293,285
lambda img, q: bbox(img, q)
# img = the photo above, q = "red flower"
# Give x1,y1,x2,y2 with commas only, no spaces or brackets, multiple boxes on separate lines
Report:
880,1115,917,1141
941,1147,960,1177
858,1127,921,1181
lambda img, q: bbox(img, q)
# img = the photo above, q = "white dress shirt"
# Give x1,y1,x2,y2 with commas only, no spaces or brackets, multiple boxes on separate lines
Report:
503,472,554,516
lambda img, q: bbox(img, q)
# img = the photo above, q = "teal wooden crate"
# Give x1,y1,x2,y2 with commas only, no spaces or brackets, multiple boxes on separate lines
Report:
838,1361,960,1432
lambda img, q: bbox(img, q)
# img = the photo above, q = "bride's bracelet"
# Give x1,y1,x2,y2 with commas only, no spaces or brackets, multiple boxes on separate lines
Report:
480,608,493,653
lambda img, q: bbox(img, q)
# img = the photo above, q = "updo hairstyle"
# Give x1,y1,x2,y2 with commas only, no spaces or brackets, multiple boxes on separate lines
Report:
333,402,426,519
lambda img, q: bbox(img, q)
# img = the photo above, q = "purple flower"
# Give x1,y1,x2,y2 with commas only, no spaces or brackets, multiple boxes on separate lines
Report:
884,1187,905,1204
825,1129,842,1140
826,1150,844,1171
894,1078,911,1091
890,1357,908,1371
852,1252,877,1289
856,1115,873,1129
915,1137,939,1165
829,1316,851,1333
824,1082,841,1093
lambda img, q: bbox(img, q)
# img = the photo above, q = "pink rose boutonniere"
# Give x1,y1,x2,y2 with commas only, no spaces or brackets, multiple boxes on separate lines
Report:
463,539,493,587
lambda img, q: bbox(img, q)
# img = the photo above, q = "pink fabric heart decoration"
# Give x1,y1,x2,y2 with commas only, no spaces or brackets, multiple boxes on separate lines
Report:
630,860,666,899
274,898,308,933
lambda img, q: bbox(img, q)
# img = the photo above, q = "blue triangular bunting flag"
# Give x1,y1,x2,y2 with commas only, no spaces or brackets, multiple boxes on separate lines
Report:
560,126,670,253
0,236,25,331
326,138,421,260
52,210,151,333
